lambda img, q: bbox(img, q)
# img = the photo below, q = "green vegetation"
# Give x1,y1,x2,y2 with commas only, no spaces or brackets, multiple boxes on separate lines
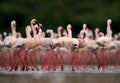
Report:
0,0,120,37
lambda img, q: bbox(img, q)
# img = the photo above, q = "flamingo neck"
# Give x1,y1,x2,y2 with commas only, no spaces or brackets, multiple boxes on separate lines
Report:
58,28,62,38
63,30,67,37
26,28,32,38
107,21,112,38
67,27,72,38
95,29,99,39
50,30,54,38
11,26,17,37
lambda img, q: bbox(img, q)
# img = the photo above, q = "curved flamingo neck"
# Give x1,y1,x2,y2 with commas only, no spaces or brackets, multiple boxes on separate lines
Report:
67,24,72,38
63,30,68,37
50,29,54,38
106,19,112,38
31,19,38,38
95,28,99,39
26,26,32,38
11,21,17,37
79,24,88,39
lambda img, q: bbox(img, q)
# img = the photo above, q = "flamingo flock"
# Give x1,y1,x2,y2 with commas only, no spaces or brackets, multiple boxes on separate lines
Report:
0,19,120,71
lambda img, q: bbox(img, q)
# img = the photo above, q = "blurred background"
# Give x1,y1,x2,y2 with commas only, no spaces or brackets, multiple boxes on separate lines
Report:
0,0,120,37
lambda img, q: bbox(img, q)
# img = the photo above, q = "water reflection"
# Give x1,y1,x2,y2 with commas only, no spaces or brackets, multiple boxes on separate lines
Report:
0,72,120,83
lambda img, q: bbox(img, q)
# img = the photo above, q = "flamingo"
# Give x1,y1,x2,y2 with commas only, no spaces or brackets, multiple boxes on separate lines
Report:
57,26,63,38
78,24,98,69
96,19,112,49
56,24,80,71
95,19,113,69
3,20,17,48
10,19,41,71
0,21,19,70
1,18,120,71
57,24,79,50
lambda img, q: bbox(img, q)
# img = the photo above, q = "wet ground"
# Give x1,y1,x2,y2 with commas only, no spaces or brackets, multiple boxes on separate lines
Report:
0,66,120,83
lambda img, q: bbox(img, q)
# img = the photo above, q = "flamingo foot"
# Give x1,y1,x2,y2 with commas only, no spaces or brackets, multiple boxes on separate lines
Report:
61,66,64,71
15,65,18,71
22,65,25,71
72,67,75,71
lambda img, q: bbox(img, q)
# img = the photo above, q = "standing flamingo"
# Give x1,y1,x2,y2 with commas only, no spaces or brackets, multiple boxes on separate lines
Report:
95,19,113,69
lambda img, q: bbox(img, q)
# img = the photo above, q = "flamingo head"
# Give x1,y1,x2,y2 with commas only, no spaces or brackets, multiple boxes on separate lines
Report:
99,32,104,37
38,24,43,29
49,39,61,49
3,32,7,37
95,28,99,32
67,24,72,30
16,32,22,38
31,19,39,26
107,19,112,27
57,26,63,31
46,29,51,37
11,20,16,29
71,43,79,50
83,24,87,30
107,19,112,24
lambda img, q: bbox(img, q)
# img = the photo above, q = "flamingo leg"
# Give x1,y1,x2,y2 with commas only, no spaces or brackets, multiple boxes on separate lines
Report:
30,55,39,71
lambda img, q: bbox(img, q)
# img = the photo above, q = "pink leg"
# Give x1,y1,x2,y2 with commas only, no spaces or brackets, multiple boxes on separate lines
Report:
71,51,78,71
59,53,64,71
95,51,101,70
24,50,30,71
14,48,25,71
30,55,39,71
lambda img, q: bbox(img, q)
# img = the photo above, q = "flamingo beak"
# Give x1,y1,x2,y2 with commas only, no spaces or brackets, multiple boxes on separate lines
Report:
110,23,112,28
46,32,51,37
39,24,43,29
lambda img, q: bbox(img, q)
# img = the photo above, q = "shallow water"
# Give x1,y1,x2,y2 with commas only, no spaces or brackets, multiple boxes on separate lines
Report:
0,70,120,83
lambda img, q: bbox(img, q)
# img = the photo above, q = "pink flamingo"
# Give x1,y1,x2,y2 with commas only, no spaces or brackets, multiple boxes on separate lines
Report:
13,19,42,71
78,24,98,69
95,19,113,69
